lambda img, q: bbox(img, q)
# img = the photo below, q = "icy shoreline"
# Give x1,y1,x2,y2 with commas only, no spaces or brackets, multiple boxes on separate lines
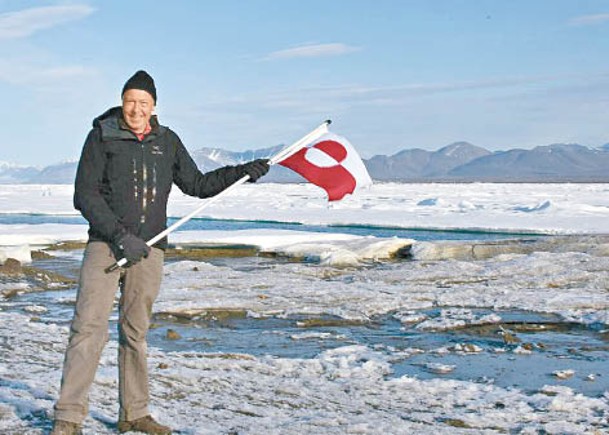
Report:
1,310,608,435
1,183,608,433
2,240,608,433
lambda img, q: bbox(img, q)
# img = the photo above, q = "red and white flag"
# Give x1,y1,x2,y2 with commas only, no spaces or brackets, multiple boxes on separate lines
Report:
277,132,372,201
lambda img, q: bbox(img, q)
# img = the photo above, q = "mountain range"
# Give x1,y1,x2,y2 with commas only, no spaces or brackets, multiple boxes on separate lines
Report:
2,141,609,184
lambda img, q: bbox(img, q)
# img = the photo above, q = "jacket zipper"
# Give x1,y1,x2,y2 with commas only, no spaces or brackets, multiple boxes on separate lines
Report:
132,158,139,205
152,162,157,203
141,143,148,224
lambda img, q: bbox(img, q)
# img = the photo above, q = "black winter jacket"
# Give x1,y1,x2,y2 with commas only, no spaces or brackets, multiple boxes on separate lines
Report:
74,107,245,249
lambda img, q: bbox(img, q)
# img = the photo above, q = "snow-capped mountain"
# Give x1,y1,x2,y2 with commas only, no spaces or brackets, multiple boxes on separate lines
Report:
0,161,41,184
190,145,283,172
27,160,79,184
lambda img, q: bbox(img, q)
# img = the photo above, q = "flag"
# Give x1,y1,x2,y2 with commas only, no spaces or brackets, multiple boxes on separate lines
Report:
277,132,372,201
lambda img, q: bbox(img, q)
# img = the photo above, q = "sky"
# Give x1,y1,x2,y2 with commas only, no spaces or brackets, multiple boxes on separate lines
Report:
2,1,609,166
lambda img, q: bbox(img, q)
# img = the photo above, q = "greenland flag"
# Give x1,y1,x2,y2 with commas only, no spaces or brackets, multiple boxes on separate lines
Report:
278,132,372,201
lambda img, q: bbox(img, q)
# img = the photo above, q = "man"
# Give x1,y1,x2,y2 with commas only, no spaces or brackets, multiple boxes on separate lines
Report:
51,70,269,435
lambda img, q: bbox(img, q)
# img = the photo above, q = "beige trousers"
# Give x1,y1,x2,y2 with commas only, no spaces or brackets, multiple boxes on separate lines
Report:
54,241,164,423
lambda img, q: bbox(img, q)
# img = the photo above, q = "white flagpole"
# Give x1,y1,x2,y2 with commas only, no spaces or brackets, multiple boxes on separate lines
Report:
105,120,331,272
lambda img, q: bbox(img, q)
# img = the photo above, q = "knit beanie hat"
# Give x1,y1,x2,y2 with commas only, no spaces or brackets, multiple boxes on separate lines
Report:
122,70,157,103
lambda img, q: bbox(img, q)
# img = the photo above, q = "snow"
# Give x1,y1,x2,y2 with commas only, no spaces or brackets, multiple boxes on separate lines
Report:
173,182,609,235
0,243,31,263
1,182,608,265
0,182,607,234
0,182,608,433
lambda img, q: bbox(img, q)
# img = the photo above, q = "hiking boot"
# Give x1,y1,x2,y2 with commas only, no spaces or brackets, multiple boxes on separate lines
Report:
50,419,83,435
118,415,172,434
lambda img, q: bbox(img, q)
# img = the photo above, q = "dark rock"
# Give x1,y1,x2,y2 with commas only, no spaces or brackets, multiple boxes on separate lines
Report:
0,258,23,275
165,329,181,340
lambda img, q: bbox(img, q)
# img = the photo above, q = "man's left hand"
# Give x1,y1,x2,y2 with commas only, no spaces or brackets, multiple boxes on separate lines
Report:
241,159,270,182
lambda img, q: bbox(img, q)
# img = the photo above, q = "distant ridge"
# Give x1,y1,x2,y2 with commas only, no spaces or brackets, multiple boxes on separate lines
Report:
3,142,609,184
448,144,609,182
365,142,491,180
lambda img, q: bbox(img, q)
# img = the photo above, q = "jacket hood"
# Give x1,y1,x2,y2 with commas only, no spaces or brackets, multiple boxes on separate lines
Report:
92,106,123,128
92,106,164,141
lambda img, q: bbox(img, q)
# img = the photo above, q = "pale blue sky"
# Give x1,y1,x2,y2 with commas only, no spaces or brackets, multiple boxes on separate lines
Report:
2,0,609,165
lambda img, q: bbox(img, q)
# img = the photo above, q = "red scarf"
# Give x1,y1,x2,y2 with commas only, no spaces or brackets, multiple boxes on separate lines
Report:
134,123,152,141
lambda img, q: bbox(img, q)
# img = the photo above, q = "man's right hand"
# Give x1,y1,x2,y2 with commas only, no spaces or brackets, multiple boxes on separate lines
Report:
116,233,151,265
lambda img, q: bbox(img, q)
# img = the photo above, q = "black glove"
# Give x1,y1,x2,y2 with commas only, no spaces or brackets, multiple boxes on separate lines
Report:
116,233,150,265
240,159,270,182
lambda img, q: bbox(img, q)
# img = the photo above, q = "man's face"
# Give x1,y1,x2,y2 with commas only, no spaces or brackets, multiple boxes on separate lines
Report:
122,89,155,133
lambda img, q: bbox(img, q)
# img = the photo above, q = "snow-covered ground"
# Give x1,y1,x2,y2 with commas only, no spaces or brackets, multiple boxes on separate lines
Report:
0,183,608,434
0,182,608,234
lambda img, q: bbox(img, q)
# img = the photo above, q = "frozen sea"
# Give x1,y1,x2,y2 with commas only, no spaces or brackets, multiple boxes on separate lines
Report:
0,183,608,434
